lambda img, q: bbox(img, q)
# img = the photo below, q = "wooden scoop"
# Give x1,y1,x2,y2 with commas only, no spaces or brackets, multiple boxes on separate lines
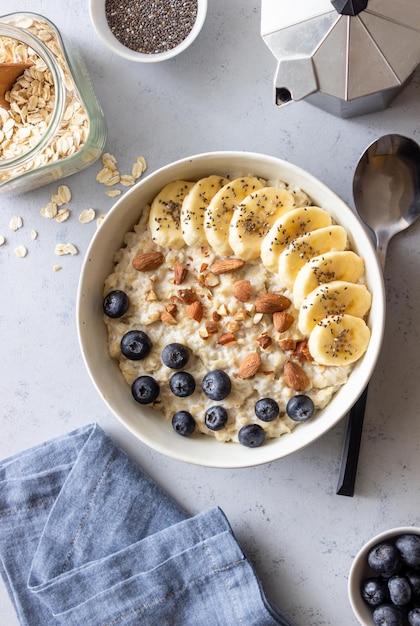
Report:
0,61,34,109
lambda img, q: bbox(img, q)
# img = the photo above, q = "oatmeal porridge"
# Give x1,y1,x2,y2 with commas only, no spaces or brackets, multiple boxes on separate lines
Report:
103,174,372,446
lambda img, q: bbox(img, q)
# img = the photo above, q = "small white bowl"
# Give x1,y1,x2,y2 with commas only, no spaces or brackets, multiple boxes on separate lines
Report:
89,0,208,62
77,151,385,469
348,526,420,625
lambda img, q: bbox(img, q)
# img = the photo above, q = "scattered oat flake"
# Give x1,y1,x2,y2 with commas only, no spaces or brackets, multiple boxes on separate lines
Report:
31,229,38,240
53,265,62,272
40,202,58,218
96,214,106,227
104,173,121,186
14,245,27,258
54,243,78,256
79,208,95,223
57,184,71,203
105,189,121,197
96,166,115,184
120,174,135,187
0,235,5,245
54,208,70,222
9,216,23,231
102,152,117,170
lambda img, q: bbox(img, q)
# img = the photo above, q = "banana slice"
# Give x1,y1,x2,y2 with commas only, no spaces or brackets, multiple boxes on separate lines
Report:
261,206,332,272
180,175,229,247
278,225,348,289
204,176,264,256
298,280,372,336
293,250,365,308
149,180,195,249
228,187,297,260
308,314,371,366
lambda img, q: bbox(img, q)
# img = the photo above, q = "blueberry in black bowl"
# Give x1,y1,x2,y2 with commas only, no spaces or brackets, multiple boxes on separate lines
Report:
131,375,160,404
172,411,196,437
202,370,231,401
254,398,279,422
161,343,190,369
205,406,228,431
121,330,152,360
169,372,196,397
103,289,129,318
286,395,314,422
238,424,265,448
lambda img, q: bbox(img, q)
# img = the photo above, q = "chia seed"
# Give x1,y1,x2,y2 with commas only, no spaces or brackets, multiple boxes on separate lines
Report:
105,0,199,54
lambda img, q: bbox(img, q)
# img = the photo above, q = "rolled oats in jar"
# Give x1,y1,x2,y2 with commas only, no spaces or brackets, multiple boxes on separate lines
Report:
0,12,107,194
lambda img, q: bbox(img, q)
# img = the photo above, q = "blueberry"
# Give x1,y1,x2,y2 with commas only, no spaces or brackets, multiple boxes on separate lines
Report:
408,608,420,626
373,605,405,626
286,395,315,422
361,577,390,606
205,406,228,431
131,376,160,404
171,411,195,437
161,343,190,369
254,398,279,422
396,535,420,569
202,370,231,401
238,424,265,448
103,290,129,318
368,543,401,577
388,576,412,606
169,372,196,397
121,330,152,360
406,572,420,598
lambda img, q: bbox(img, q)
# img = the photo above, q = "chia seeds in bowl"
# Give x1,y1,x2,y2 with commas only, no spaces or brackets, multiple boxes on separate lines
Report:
89,0,208,62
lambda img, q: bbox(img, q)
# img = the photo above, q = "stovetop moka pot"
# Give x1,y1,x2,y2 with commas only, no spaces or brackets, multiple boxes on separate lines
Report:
261,0,420,117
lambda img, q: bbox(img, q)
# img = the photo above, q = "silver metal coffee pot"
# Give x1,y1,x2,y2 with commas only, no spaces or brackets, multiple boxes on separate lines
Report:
261,0,420,117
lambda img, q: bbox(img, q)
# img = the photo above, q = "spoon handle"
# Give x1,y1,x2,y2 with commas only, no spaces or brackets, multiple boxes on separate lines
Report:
336,385,369,496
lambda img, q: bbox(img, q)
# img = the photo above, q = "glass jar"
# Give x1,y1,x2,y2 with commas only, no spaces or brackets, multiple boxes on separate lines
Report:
0,12,107,194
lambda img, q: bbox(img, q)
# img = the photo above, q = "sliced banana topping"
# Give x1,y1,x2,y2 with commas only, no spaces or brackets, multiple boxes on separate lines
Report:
278,225,348,289
298,280,372,336
308,314,371,366
293,250,365,308
260,205,332,272
181,175,229,247
149,180,194,249
204,176,264,256
228,187,296,261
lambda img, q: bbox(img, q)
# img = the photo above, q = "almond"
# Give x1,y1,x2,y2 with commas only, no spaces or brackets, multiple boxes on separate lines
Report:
216,332,237,346
283,361,309,391
255,293,291,314
273,311,294,333
173,263,187,285
177,288,198,304
205,320,219,335
185,300,203,322
257,334,272,350
232,279,252,302
209,258,246,274
161,311,177,325
278,338,296,352
238,352,261,379
132,251,164,271
293,339,313,363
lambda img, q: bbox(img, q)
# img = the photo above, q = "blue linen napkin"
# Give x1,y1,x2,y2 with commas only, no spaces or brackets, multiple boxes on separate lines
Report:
0,423,295,625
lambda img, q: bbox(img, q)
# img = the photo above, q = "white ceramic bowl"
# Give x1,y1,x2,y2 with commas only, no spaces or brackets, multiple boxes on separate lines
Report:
89,0,208,62
77,151,385,468
348,526,420,625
